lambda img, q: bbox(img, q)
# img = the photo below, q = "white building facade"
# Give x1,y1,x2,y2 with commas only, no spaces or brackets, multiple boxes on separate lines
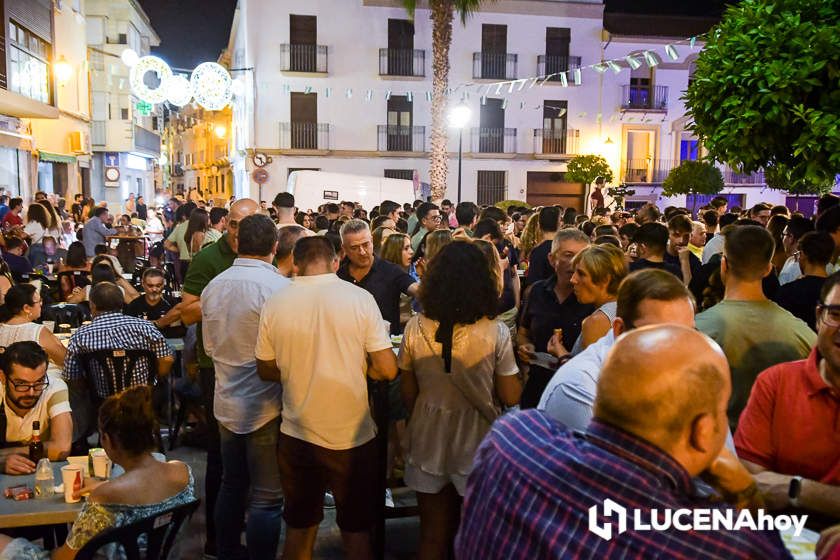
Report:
86,0,161,209
226,0,792,212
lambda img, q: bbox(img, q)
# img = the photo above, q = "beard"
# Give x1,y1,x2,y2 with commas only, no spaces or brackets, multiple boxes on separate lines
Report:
8,393,38,410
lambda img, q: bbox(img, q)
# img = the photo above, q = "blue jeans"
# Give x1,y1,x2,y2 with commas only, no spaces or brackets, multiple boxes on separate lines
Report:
215,416,283,560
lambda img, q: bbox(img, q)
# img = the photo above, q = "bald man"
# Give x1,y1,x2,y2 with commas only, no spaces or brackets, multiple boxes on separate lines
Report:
456,325,790,559
180,197,258,558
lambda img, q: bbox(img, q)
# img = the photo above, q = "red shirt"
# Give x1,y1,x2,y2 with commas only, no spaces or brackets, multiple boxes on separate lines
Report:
735,347,840,484
2,211,21,227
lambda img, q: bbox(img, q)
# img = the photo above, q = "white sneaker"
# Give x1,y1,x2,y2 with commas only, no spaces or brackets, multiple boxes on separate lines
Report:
385,488,395,508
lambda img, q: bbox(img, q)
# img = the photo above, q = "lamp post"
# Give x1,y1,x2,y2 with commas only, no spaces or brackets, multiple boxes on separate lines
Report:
447,103,471,204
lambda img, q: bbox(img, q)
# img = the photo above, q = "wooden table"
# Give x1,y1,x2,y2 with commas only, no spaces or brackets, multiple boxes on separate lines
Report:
0,461,82,528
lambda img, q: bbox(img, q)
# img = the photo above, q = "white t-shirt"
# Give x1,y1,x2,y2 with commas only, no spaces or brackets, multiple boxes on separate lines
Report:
0,374,71,443
24,222,60,245
255,273,392,450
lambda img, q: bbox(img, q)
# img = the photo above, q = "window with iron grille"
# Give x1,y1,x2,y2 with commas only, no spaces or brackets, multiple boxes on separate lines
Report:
477,171,506,206
384,169,413,181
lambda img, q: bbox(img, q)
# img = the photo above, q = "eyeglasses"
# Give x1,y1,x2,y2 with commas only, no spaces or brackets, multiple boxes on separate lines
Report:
427,215,442,222
7,376,50,392
818,304,840,328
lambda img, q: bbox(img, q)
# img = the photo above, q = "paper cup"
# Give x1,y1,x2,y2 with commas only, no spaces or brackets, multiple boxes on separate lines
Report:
61,465,83,503
92,452,111,479
42,320,55,333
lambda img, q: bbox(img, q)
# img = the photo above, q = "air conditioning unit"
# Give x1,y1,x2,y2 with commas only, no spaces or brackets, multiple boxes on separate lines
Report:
69,131,88,153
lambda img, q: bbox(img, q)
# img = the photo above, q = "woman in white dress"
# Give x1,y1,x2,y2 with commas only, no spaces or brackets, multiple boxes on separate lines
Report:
398,240,521,560
0,284,66,375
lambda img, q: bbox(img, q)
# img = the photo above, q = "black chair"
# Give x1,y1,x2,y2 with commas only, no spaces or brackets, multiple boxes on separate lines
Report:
74,498,200,560
78,349,158,397
57,270,91,301
41,303,90,330
161,262,179,297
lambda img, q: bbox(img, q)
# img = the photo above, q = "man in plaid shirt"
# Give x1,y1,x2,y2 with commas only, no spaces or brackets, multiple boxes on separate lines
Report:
455,325,790,559
63,283,173,437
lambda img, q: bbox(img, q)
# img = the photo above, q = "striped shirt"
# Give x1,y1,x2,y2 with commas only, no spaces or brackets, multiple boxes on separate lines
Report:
63,312,173,398
455,410,791,560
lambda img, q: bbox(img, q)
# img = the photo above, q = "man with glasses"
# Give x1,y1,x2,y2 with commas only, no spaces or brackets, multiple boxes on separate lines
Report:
696,225,815,430
0,342,72,475
410,202,441,252
734,271,840,521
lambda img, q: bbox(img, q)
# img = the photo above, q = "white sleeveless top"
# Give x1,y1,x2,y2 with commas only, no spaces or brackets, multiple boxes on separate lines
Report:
0,322,62,376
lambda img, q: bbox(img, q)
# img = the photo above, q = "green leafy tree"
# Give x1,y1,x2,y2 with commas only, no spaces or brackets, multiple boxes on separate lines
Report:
662,160,724,211
685,0,840,195
403,0,491,202
565,155,614,187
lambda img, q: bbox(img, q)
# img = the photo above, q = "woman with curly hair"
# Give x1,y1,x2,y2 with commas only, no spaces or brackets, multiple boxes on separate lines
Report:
398,240,521,560
518,211,542,262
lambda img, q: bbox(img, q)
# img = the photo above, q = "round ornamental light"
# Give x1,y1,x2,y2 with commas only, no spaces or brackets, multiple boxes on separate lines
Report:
165,74,192,106
190,62,232,111
121,48,139,68
129,55,172,104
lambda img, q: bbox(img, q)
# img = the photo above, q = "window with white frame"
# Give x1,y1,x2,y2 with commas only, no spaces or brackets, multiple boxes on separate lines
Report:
8,21,50,104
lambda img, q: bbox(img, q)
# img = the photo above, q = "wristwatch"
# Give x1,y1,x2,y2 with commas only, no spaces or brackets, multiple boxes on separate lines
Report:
788,475,803,507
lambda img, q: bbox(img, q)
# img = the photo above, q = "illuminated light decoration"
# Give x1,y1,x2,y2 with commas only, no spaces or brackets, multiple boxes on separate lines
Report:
214,125,227,138
573,68,582,86
190,62,232,110
54,56,73,84
164,74,192,106
625,55,642,70
606,60,622,74
690,36,697,49
665,44,680,60
324,87,331,98
121,48,139,68
231,78,245,97
130,55,172,104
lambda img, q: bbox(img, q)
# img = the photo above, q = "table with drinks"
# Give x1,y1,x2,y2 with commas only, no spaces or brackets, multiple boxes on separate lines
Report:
0,451,117,529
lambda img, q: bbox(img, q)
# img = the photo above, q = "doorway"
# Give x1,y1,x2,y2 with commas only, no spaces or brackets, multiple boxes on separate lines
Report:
526,171,585,210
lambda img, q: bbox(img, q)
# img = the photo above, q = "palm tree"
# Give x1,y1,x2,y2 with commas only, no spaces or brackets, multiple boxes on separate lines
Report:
403,0,486,202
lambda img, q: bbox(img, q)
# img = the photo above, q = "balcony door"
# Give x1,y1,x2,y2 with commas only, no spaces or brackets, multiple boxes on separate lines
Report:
624,129,655,182
388,19,414,76
290,15,317,72
543,101,567,154
629,63,652,109
387,95,413,151
481,24,507,79
479,98,505,153
545,28,571,74
290,92,317,149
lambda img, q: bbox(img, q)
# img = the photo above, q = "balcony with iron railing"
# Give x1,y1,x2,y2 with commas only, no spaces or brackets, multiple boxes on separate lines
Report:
533,128,579,156
620,85,668,111
379,48,425,78
280,44,328,73
470,127,517,154
377,125,426,152
622,158,675,183
537,55,582,81
133,125,160,155
279,122,330,150
719,165,766,185
472,53,517,80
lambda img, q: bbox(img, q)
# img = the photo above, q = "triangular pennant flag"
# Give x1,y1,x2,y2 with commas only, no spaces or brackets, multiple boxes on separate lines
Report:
508,81,515,94
325,87,331,98
480,96,487,105
425,91,432,102
573,68,582,86
519,101,525,109
559,72,568,87
407,91,413,102
345,88,353,99
517,79,527,92
690,36,697,49
501,98,508,110
643,51,660,67
365,90,372,101
304,86,312,94
625,55,641,70
495,83,503,95
593,63,608,73
528,77,539,88
385,90,391,101
606,60,621,74
664,44,679,60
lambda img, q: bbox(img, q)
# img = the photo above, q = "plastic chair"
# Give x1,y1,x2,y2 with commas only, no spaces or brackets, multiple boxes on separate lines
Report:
77,348,158,397
74,498,200,560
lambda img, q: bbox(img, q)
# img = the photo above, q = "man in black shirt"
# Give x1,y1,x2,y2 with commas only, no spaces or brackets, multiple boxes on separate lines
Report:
663,214,703,285
518,228,593,408
773,231,833,331
125,268,182,331
336,219,418,334
629,223,683,280
526,205,562,286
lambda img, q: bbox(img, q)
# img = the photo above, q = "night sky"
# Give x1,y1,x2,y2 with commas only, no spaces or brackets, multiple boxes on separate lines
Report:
138,0,727,70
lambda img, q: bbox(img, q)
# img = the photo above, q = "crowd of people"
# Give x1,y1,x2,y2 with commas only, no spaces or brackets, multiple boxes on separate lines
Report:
0,186,838,559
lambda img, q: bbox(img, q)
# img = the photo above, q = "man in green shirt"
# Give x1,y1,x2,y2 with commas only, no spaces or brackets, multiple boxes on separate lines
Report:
696,225,815,430
180,198,259,559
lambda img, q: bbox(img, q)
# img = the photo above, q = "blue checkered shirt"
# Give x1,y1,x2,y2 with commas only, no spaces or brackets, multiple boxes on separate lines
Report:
63,312,173,398
455,410,792,560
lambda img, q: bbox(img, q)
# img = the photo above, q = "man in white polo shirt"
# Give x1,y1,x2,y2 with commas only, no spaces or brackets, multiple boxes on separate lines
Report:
257,236,397,560
0,341,72,474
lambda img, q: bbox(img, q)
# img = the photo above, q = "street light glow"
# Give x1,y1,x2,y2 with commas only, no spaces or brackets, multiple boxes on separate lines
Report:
121,48,139,68
448,103,472,129
54,56,73,84
214,125,227,139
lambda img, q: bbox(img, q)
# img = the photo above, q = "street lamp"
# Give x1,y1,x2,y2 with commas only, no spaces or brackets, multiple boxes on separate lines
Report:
54,56,73,85
448,102,471,204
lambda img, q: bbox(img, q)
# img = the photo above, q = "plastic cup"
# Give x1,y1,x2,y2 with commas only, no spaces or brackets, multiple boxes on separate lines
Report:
42,321,55,333
91,451,111,479
60,464,83,503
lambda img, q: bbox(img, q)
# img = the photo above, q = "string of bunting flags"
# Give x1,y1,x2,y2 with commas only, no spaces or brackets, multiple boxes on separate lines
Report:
268,34,704,114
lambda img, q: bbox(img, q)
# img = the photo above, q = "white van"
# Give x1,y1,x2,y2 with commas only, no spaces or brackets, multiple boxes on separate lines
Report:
282,171,417,212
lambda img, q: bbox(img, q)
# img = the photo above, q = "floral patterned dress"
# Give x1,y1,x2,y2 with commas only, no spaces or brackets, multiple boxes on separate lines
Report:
1,467,195,560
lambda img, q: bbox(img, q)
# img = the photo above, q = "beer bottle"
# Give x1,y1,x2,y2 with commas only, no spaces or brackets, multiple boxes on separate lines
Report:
29,421,45,462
